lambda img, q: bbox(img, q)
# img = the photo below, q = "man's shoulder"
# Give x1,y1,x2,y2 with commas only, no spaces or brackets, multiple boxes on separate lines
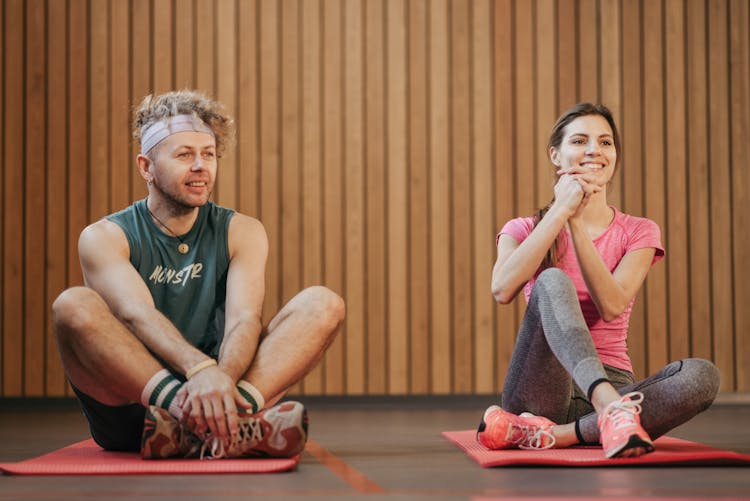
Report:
80,218,128,245
227,211,265,235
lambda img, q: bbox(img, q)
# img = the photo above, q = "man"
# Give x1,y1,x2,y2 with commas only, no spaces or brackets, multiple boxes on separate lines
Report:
53,90,345,459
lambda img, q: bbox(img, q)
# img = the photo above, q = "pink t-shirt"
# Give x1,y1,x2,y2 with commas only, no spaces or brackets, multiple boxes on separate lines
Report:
498,207,664,373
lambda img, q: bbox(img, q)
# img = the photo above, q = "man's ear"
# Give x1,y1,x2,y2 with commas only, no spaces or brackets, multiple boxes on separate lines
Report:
136,154,153,183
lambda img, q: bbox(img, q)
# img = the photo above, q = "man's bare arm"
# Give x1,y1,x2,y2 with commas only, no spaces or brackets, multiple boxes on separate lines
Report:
78,219,210,374
217,214,268,382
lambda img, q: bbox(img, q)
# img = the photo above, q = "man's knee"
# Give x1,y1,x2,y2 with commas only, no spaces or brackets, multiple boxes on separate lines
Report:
301,286,346,331
53,287,107,338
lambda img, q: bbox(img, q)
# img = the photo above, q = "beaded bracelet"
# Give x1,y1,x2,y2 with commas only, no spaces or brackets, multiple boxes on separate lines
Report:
185,359,217,379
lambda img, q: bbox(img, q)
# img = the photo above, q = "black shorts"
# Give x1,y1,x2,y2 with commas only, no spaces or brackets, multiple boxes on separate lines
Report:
72,385,146,452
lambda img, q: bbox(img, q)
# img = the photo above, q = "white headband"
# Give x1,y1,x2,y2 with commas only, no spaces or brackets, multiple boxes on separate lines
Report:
140,114,215,154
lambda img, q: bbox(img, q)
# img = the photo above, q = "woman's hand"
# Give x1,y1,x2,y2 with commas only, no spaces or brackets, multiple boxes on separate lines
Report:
554,168,602,220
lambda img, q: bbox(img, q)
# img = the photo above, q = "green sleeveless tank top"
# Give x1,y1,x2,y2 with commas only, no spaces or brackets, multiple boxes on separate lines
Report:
107,199,234,358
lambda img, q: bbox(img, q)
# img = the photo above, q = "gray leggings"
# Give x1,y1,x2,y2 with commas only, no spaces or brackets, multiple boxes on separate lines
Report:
501,267,720,444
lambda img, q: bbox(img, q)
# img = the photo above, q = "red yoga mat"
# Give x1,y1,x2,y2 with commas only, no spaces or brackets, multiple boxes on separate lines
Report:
443,430,750,467
0,439,300,475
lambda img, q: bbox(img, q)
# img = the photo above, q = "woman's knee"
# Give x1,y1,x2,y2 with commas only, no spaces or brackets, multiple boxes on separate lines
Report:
533,268,576,299
536,267,572,288
683,358,721,409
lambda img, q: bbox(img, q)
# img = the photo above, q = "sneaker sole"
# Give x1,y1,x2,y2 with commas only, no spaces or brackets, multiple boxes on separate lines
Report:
605,434,655,459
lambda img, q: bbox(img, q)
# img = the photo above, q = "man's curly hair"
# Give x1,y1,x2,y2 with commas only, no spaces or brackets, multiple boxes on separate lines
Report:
133,90,236,158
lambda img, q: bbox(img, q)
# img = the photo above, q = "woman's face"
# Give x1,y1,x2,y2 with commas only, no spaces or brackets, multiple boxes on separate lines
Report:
549,114,617,187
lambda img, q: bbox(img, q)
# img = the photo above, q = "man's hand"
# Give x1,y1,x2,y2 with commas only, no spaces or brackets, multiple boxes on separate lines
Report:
177,366,253,441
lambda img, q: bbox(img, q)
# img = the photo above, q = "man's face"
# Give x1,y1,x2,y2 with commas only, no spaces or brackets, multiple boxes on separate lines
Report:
148,131,217,209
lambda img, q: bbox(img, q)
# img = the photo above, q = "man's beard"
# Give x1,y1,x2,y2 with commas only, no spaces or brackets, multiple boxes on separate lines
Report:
151,178,213,213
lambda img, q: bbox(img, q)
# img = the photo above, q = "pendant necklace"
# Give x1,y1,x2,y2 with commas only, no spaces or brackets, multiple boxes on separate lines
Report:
146,201,190,254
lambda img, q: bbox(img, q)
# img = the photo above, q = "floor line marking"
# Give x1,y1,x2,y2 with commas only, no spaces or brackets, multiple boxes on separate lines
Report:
305,439,386,494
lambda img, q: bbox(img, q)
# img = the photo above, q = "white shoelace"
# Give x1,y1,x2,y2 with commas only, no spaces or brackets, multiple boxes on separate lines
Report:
199,417,265,459
512,424,556,450
603,391,644,430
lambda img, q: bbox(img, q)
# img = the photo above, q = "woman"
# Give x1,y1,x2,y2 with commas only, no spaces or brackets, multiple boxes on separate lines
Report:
478,103,719,458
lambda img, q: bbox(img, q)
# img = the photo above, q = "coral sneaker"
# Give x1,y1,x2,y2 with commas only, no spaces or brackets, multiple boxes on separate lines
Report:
201,400,309,459
141,401,308,459
141,406,202,459
598,391,654,459
477,406,556,450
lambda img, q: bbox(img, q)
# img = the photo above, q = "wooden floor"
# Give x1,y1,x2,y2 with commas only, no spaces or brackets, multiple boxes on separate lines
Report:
1,395,749,500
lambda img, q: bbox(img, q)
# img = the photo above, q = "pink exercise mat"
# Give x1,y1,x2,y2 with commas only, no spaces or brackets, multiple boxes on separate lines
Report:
0,438,299,475
443,430,750,467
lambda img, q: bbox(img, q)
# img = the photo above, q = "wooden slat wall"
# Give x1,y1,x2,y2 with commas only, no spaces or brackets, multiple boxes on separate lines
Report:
1,0,749,396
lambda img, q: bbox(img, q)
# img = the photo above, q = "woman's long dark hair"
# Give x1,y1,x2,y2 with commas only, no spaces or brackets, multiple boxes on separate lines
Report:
536,102,621,269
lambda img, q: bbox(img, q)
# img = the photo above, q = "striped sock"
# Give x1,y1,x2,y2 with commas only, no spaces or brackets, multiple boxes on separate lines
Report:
236,380,265,414
140,369,183,419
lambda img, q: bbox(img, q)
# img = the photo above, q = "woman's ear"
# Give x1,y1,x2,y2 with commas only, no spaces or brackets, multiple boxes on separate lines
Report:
549,146,560,167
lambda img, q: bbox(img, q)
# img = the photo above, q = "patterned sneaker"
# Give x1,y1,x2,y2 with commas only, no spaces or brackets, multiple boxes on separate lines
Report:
200,401,309,459
597,391,654,459
477,406,556,450
141,406,202,459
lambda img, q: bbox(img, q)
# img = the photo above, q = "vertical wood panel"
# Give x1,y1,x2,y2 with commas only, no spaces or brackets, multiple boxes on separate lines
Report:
535,0,556,210
472,0,494,394
364,0,387,394
300,0,324,393
429,0,452,394
621,0,646,377
90,0,110,221
131,0,151,201
599,0,621,208
259,0,281,322
237,0,259,217
0,0,4,393
46,0,69,396
3,0,24,396
708,0,735,390
514,0,535,226
153,0,174,94
408,0,430,393
494,0,516,392
451,0,473,393
69,0,88,282
24,0,47,396
343,0,366,394
730,0,750,391
216,0,238,209
578,0,598,101
386,0,409,394
279,0,301,394
557,0,577,111
280,0,300,307
643,0,668,375
665,0,690,361
175,0,196,89
195,0,216,95
110,1,131,212
686,0,711,363
321,0,345,394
